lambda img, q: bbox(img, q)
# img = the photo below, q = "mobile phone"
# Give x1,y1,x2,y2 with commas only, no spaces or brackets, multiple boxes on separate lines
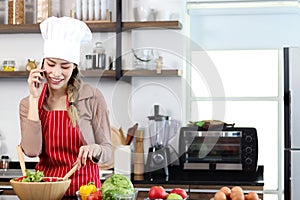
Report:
35,59,45,88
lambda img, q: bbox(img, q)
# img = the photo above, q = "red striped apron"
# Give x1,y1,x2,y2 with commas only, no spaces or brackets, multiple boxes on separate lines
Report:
36,83,100,196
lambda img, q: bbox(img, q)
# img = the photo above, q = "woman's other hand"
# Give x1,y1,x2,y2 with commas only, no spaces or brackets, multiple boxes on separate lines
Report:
77,144,101,168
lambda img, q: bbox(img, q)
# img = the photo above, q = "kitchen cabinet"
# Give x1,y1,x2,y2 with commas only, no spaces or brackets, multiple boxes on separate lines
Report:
0,0,182,80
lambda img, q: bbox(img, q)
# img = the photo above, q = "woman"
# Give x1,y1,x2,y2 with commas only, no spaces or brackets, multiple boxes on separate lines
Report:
19,16,112,197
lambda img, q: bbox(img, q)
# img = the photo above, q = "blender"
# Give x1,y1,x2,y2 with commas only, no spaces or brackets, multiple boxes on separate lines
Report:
146,105,171,179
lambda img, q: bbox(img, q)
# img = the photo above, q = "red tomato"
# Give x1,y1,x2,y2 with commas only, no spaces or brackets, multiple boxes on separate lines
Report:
148,186,168,199
43,177,58,182
170,188,188,199
14,176,26,182
87,190,101,200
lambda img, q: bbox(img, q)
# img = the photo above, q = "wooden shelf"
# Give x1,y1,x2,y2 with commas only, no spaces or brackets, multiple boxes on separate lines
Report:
122,21,182,31
0,21,182,34
123,69,182,77
0,22,116,34
81,69,116,77
0,71,29,77
0,69,181,78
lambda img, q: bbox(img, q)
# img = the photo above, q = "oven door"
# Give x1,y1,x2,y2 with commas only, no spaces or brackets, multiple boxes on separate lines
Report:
179,129,243,170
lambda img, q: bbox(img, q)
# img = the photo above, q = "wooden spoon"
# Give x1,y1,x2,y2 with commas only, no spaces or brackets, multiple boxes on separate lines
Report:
16,145,26,177
62,163,79,181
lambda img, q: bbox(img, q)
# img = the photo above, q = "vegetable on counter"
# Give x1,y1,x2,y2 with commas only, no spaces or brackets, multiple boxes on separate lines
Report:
101,174,134,200
148,186,188,200
14,169,45,182
78,182,101,200
148,186,168,199
170,188,188,199
80,182,97,196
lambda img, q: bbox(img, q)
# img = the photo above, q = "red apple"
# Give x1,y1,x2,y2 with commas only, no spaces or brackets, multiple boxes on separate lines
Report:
148,186,168,199
170,188,188,199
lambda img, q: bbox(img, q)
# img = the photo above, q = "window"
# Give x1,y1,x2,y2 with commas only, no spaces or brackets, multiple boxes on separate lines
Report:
188,49,282,197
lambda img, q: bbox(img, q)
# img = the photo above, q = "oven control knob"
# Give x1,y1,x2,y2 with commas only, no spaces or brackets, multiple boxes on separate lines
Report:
245,135,252,142
245,147,252,154
245,157,252,164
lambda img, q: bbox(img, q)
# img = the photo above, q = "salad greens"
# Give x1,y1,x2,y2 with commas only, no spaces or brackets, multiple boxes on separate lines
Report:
101,174,134,200
21,169,45,182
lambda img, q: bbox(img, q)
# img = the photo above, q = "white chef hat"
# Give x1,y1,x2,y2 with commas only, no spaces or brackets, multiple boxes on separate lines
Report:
40,16,92,65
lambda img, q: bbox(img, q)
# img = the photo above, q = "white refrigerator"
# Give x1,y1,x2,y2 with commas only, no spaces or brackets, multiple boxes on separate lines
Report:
284,47,300,200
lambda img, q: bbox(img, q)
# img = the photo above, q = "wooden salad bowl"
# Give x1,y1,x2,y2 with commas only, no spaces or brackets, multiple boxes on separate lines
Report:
10,178,71,200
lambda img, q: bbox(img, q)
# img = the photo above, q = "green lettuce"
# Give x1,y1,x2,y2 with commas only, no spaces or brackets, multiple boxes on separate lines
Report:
101,174,134,200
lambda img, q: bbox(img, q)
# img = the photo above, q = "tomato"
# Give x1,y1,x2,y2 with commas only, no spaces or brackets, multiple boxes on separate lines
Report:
148,186,168,199
87,191,101,200
170,188,188,199
43,177,58,182
14,176,26,182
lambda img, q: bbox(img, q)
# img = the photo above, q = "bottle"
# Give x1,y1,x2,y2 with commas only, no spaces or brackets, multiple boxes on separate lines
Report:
81,0,87,20
37,0,50,23
100,0,106,20
24,0,36,24
88,0,93,20
51,0,60,17
0,155,10,171
8,0,25,24
76,0,81,19
94,0,100,20
93,42,106,69
85,54,93,70
0,0,8,24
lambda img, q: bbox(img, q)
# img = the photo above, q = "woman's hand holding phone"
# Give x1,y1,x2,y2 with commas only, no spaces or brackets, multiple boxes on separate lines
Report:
28,59,45,98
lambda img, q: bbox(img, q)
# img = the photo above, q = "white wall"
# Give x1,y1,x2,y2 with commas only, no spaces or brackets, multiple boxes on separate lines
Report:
0,0,185,161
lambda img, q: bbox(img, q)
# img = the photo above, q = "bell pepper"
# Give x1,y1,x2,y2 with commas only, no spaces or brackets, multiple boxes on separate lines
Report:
79,182,97,200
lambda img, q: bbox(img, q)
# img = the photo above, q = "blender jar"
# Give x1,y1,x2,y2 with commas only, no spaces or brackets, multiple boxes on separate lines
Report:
148,105,170,148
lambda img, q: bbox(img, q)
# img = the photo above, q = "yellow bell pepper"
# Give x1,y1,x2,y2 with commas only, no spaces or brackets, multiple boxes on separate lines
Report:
79,182,97,200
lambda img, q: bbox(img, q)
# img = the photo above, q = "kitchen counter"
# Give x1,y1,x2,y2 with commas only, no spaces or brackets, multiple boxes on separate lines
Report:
0,163,264,199
131,165,264,186
0,163,264,185
0,170,23,180
132,165,264,199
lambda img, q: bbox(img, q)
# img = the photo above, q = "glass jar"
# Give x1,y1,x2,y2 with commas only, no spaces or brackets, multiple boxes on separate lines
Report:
0,155,10,171
2,60,15,71
8,0,25,24
85,54,93,70
93,42,106,69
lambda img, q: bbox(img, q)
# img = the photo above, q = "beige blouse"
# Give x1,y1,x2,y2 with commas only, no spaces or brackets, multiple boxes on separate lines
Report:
19,83,112,164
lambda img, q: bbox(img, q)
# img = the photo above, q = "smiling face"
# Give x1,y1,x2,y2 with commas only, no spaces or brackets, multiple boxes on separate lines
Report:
44,58,76,91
